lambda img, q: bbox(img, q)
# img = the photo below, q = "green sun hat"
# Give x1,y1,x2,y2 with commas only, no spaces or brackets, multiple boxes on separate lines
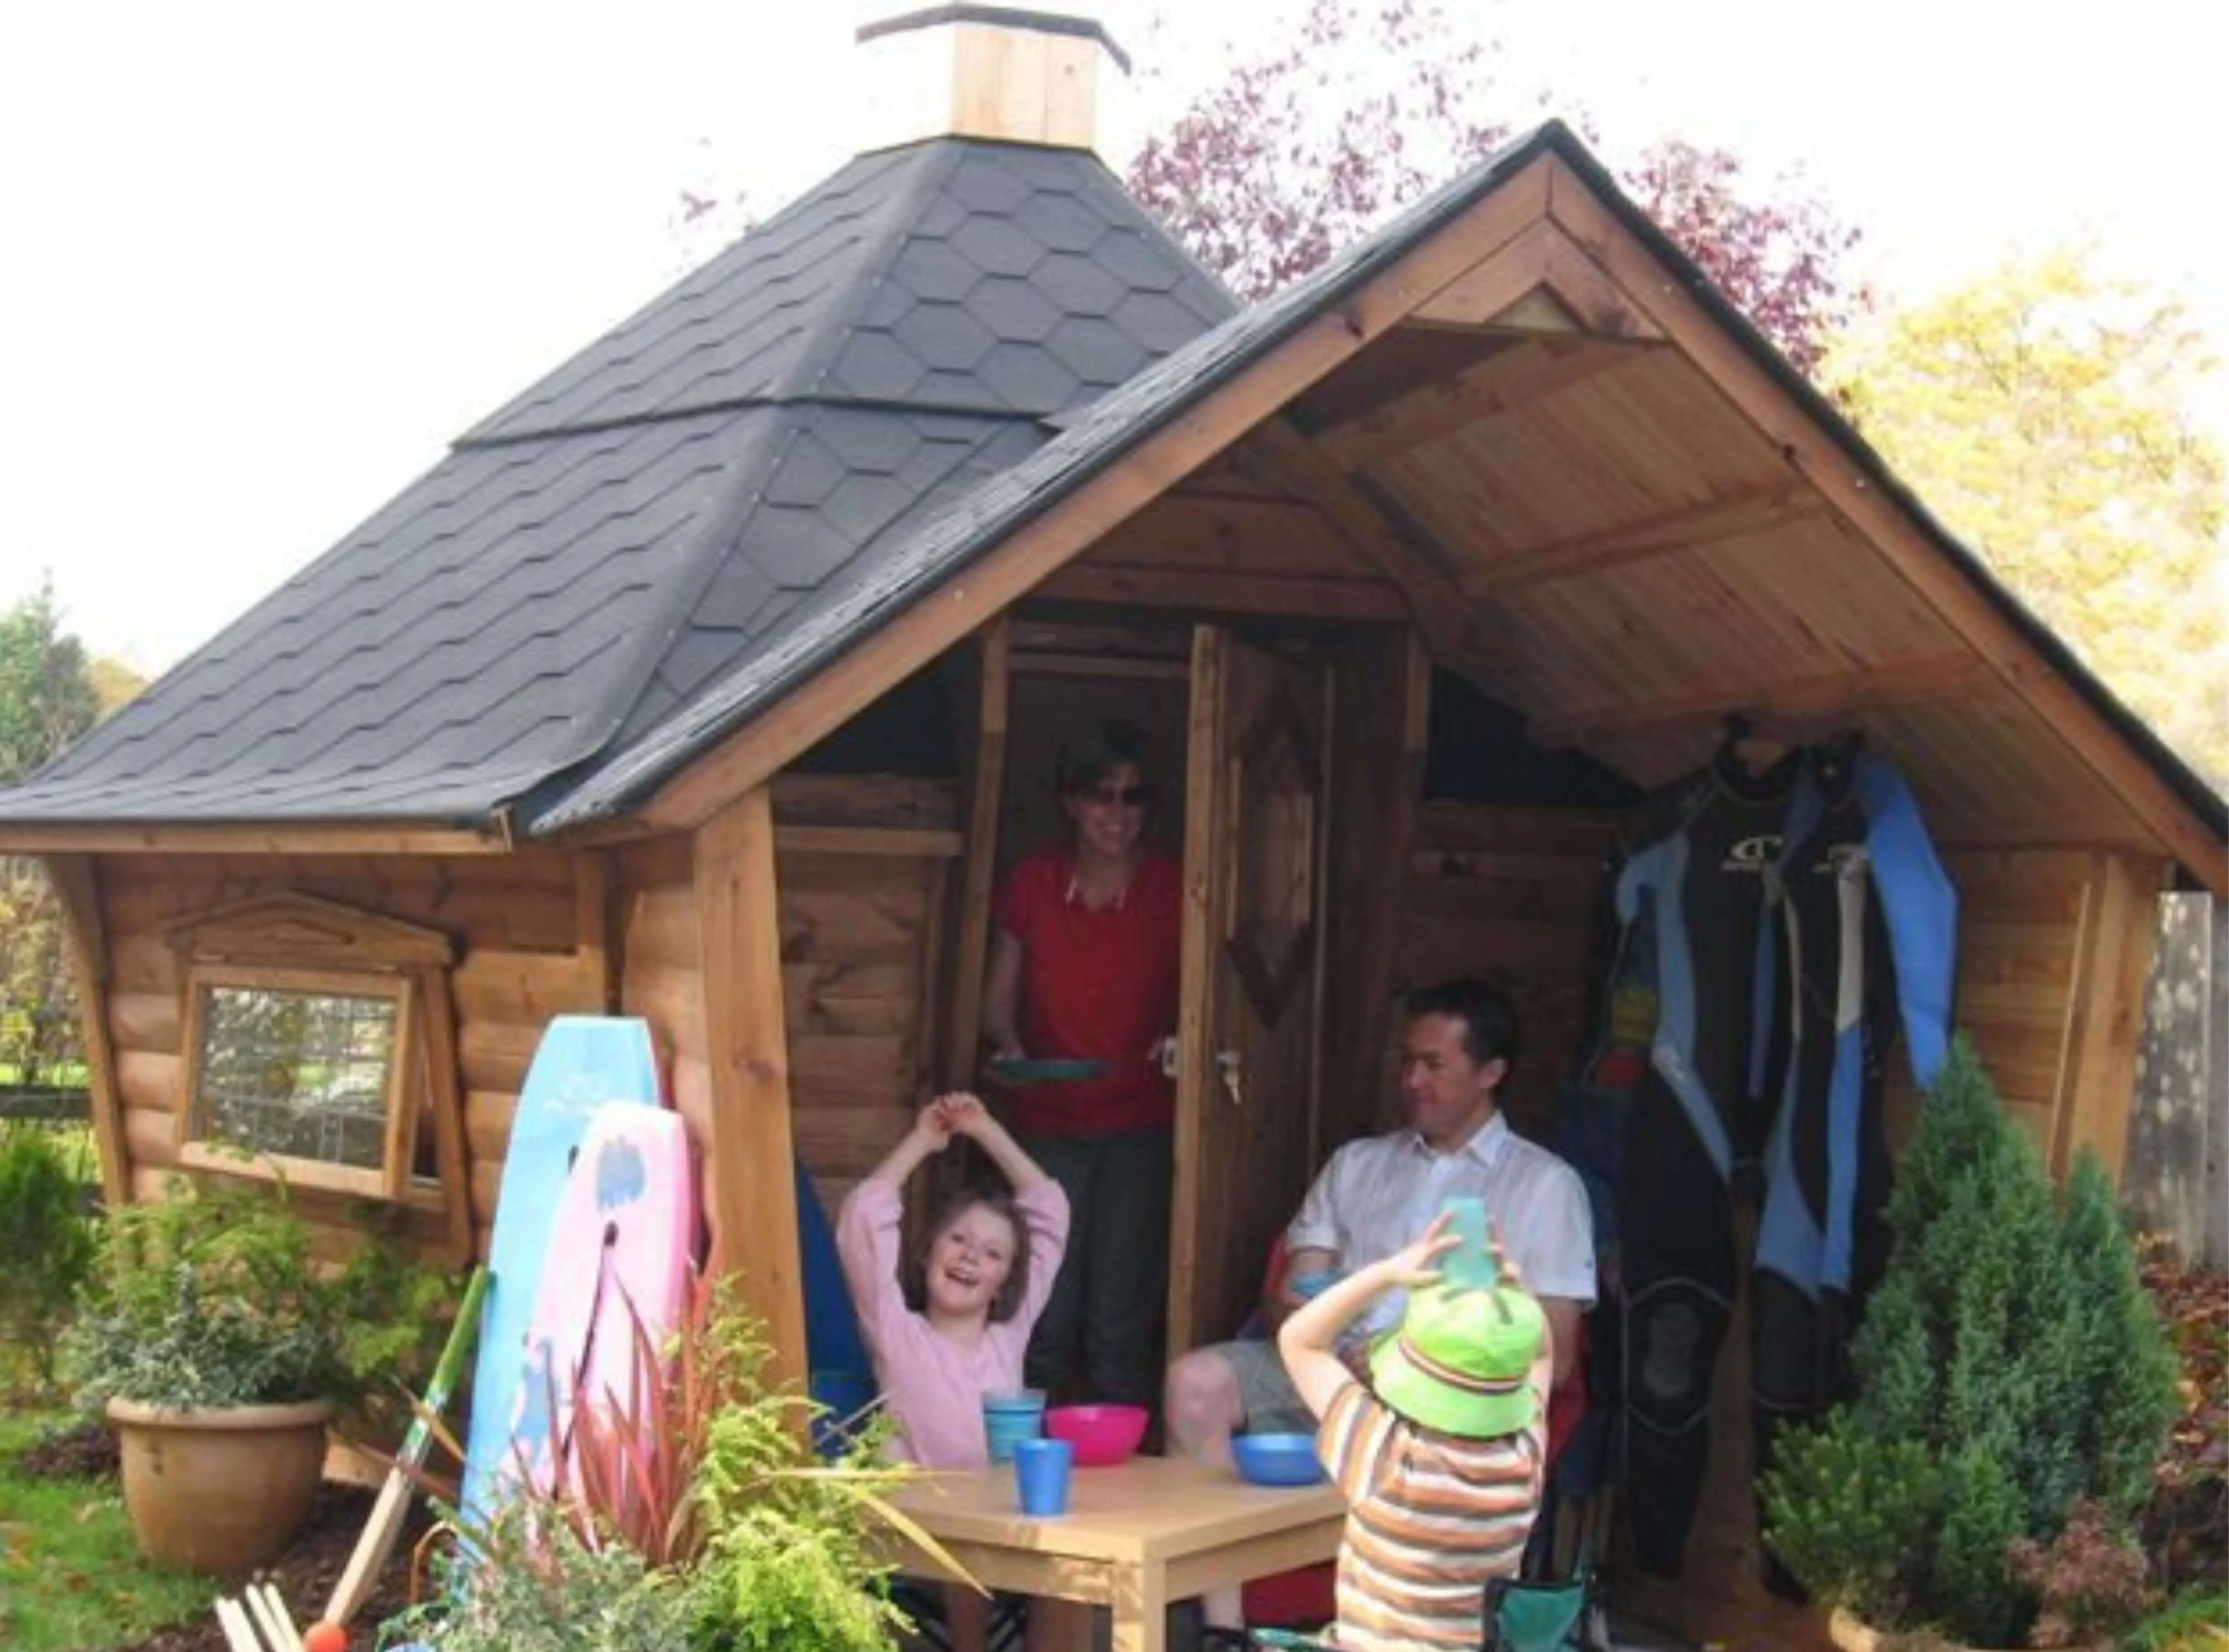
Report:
1369,1277,1547,1439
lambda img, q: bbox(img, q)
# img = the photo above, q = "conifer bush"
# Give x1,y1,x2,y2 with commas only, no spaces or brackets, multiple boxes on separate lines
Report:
0,1121,94,1394
1764,1038,2179,1646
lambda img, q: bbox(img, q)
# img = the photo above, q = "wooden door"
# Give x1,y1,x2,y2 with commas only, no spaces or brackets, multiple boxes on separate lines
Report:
1168,625,1331,1356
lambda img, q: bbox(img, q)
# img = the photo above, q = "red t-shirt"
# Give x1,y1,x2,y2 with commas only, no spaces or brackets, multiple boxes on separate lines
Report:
994,849,1182,1136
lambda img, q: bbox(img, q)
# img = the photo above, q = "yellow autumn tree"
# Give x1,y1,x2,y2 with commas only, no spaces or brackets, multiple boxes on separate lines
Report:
1830,242,2229,787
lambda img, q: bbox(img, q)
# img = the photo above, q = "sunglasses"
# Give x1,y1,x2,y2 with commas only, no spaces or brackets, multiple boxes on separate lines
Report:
1080,784,1151,808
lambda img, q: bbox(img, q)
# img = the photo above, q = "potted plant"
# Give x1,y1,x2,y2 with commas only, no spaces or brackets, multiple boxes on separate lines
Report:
388,1275,961,1652
66,1172,449,1573
1763,1040,2180,1650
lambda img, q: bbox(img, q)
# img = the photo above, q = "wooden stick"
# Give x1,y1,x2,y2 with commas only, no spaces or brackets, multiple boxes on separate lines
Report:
212,1597,262,1652
264,1582,306,1652
245,1584,296,1652
324,1265,491,1628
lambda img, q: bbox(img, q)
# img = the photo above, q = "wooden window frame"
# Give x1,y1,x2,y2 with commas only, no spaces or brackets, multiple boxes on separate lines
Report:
164,893,469,1254
177,963,420,1201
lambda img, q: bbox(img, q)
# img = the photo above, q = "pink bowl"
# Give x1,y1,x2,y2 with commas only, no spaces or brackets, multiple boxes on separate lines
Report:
1042,1404,1149,1467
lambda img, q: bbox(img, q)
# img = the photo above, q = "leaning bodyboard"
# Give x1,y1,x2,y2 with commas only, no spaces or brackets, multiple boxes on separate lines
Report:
456,1015,661,1533
512,1103,698,1494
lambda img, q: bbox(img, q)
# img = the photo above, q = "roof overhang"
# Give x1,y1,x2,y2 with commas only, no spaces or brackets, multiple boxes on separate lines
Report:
0,819,516,856
573,124,2224,893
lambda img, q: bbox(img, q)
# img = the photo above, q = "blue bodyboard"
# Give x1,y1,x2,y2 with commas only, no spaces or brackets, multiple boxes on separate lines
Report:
458,1015,662,1532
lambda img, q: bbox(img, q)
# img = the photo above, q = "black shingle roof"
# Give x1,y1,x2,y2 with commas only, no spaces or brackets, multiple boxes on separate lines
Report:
528,122,2227,849
0,138,1232,827
5,122,2218,856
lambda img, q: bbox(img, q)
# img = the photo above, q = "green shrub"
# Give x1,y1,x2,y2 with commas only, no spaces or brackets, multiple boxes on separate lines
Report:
386,1281,942,1652
1763,1039,2180,1647
388,1511,701,1652
0,1123,95,1394
65,1173,453,1415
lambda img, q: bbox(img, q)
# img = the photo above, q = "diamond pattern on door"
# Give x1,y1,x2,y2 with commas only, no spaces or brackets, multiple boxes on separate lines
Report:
1224,686,1321,1025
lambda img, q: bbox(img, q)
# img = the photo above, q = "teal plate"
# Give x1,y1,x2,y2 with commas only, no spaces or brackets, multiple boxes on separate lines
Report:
987,1056,1109,1083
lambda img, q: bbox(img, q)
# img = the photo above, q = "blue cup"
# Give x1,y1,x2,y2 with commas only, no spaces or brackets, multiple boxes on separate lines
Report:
1440,1195,1496,1290
1013,1436,1074,1516
982,1389,1046,1463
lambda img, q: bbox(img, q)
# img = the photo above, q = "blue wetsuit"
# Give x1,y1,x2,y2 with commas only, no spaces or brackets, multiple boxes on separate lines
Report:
1748,748,1954,1589
1608,748,1798,1575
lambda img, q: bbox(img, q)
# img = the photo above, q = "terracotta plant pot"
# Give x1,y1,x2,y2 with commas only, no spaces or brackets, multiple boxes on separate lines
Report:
108,1396,334,1572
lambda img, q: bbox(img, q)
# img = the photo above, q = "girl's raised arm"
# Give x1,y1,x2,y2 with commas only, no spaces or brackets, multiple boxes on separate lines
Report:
836,1103,954,1350
939,1092,1047,1191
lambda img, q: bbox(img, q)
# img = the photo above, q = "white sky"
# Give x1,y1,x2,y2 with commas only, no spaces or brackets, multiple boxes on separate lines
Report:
2,0,2222,676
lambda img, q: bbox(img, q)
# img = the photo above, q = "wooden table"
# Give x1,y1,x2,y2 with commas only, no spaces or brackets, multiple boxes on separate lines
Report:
883,1455,1346,1652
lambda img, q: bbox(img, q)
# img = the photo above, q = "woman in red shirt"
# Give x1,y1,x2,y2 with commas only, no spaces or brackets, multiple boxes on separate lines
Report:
983,721,1182,1409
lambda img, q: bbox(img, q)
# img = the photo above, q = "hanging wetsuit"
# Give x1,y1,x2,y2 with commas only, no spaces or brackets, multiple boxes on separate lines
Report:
1749,746,1956,1587
1611,746,1798,1575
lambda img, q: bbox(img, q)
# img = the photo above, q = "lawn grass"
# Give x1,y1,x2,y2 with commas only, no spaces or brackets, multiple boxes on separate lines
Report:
0,1410,211,1652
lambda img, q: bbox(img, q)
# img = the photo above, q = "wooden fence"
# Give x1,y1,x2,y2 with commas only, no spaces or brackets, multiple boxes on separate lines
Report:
2125,892,2228,1269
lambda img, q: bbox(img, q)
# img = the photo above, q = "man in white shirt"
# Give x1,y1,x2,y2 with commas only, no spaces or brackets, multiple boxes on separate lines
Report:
1164,978,1596,1636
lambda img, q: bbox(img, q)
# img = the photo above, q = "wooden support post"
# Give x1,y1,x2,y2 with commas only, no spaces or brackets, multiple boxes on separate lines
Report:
1319,628,1432,1145
2048,851,2171,1183
41,853,129,1207
943,616,1012,1088
693,787,808,1394
413,961,475,1265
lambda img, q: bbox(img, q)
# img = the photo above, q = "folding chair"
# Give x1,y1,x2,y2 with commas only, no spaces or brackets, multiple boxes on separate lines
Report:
1246,1537,1606,1652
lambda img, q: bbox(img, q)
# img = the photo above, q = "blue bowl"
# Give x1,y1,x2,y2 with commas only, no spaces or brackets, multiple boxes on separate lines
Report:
1232,1431,1326,1487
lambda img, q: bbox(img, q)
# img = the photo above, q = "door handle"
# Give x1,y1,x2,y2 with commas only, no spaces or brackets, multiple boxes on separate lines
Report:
1216,1048,1245,1108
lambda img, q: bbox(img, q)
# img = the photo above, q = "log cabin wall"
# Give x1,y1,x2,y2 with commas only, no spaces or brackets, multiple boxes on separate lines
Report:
766,775,960,1219
615,779,959,1225
1892,847,2173,1178
89,848,600,1263
1390,801,1620,1137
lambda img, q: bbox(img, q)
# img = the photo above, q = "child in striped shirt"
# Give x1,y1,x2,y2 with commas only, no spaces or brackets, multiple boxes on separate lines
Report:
1275,1211,1554,1652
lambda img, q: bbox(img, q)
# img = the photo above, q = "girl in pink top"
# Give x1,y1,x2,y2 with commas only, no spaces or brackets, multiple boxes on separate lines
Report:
837,1092,1070,1652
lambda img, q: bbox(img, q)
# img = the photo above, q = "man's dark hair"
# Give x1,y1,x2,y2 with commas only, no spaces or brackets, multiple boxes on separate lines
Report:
1401,978,1520,1071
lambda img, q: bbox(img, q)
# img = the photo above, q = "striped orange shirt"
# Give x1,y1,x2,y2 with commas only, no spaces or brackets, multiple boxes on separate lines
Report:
1315,1378,1545,1651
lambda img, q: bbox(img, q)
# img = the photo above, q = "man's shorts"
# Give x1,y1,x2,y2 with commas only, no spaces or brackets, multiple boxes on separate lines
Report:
1208,1338,1319,1436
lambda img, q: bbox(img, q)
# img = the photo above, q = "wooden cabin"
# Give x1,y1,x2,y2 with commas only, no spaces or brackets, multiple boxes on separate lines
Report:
4,9,2222,1646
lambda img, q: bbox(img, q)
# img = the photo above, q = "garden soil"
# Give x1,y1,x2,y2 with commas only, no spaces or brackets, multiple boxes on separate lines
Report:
15,1422,431,1652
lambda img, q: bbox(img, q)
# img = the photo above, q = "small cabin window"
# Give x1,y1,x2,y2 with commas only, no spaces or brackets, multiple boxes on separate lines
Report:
181,967,415,1196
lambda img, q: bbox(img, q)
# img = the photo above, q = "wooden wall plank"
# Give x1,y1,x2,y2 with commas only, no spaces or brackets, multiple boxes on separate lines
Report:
693,788,808,1394
2050,853,2172,1180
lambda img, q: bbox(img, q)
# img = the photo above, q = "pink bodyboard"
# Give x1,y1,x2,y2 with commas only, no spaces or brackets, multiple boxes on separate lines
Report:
509,1102,698,1493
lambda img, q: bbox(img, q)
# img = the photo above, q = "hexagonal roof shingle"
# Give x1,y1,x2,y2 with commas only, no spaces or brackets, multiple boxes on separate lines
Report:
0,137,1235,826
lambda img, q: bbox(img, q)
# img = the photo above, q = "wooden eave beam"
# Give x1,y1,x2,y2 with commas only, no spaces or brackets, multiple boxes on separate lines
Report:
638,154,1562,832
1314,332,1661,473
1457,482,1825,597
1234,418,1512,693
1410,215,1667,343
1533,653,1995,748
0,822,512,855
1034,561,1408,620
1540,156,2228,892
